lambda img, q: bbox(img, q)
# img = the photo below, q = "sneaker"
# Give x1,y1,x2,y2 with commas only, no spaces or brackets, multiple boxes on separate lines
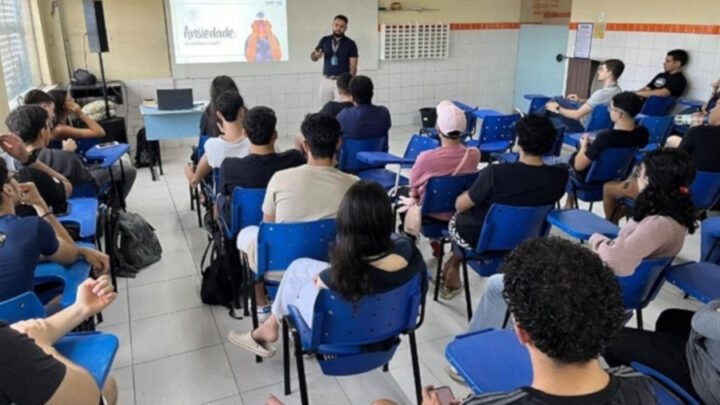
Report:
446,366,467,385
228,330,276,358
430,240,441,258
257,305,271,323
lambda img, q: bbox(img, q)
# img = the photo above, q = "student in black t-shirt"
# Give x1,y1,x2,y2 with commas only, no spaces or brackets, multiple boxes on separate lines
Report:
319,72,354,118
441,115,568,298
636,49,688,98
566,92,648,210
0,275,118,405
218,106,305,196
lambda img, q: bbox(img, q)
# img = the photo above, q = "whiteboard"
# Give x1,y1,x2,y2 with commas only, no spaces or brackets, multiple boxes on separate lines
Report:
164,0,379,78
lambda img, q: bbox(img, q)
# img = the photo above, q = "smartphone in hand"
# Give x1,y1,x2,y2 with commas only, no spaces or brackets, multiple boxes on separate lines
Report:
430,386,455,405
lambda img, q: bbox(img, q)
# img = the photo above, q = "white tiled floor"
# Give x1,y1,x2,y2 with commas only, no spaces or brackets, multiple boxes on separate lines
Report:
102,126,704,405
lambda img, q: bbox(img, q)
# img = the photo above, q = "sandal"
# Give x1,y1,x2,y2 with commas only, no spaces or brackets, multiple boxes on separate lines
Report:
440,284,462,300
228,330,276,358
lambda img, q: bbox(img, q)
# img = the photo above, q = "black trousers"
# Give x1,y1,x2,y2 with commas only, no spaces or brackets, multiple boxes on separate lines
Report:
604,308,700,400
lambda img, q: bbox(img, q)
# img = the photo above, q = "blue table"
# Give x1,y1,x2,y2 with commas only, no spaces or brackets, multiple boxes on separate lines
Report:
523,93,548,100
678,98,704,109
55,332,119,387
57,198,98,239
35,259,92,308
85,143,130,169
472,109,503,119
356,152,415,166
140,101,208,180
446,329,532,394
666,262,720,303
546,209,620,241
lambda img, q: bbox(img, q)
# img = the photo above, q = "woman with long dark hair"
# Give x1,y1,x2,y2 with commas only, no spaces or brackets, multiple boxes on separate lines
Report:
47,89,107,140
228,180,426,358
201,75,239,137
590,148,697,275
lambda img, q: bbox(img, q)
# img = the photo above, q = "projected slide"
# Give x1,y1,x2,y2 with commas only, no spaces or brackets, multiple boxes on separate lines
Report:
169,0,288,64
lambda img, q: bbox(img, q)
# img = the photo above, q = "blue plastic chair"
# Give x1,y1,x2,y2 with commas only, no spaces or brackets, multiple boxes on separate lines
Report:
34,258,92,308
0,292,118,387
491,125,564,164
546,209,620,241
451,204,554,320
445,329,531,394
527,95,551,114
640,96,676,116
616,257,673,329
633,115,674,164
283,273,424,405
217,187,266,239
665,262,720,304
567,147,638,211
337,136,389,174
631,362,701,405
56,198,98,240
190,135,211,226
452,100,479,138
563,105,612,148
689,171,720,211
355,135,439,192
700,217,720,264
466,113,521,154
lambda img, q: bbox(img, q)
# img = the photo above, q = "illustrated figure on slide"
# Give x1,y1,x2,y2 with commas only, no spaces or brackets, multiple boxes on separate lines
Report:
245,11,282,62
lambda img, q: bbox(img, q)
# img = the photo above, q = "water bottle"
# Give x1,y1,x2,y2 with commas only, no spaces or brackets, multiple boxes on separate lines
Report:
674,114,709,126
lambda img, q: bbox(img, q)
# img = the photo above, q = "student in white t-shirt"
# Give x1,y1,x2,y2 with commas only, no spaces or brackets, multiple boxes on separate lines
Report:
184,90,250,187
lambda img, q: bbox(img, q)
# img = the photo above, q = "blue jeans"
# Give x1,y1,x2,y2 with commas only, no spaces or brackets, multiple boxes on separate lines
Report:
467,274,512,332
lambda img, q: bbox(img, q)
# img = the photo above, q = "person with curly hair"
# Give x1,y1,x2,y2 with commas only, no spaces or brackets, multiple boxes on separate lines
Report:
440,115,567,299
589,148,697,276
228,180,426,358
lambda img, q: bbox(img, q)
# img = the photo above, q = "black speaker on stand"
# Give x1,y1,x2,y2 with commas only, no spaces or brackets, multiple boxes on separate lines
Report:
82,0,111,120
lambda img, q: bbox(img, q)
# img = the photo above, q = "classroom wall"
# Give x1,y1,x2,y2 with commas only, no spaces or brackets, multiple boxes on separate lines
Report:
567,0,720,102
520,0,572,25
378,0,521,24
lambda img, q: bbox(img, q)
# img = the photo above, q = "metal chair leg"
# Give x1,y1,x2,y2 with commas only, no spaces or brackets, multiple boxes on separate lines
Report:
433,240,445,302
501,308,511,329
283,319,291,395
409,331,422,405
462,252,473,321
636,309,644,330
250,268,262,363
292,328,309,405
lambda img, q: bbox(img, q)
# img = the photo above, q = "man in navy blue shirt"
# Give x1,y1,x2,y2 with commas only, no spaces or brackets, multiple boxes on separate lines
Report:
311,15,358,106
336,75,392,151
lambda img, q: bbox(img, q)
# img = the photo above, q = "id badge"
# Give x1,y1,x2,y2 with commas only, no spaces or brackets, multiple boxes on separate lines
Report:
331,56,338,66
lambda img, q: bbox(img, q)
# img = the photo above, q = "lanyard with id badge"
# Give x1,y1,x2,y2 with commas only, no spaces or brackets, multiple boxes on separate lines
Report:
331,38,340,66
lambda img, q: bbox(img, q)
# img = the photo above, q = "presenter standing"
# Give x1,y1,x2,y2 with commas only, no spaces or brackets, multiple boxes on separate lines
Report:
311,15,358,106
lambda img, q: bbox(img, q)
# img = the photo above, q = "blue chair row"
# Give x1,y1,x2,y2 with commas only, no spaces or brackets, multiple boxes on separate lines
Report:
490,125,565,164
568,147,638,211
632,114,674,164
189,134,211,227
466,113,522,155
0,291,118,388
562,104,613,148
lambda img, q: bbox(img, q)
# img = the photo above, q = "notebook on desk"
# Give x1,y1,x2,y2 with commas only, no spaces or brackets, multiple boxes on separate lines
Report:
157,89,193,110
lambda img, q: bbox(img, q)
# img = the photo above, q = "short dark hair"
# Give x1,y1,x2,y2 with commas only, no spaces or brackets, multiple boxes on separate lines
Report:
612,91,644,118
215,91,245,122
603,59,625,80
6,105,49,144
334,14,348,24
0,159,7,205
667,49,688,66
300,113,341,159
515,114,556,156
349,75,373,105
336,73,353,95
243,106,277,146
23,89,53,106
503,237,625,364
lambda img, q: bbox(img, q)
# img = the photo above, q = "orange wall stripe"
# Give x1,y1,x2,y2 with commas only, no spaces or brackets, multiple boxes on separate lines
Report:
380,23,521,31
569,22,720,35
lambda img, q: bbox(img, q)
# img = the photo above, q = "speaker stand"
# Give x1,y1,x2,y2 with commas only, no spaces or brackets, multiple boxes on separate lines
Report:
97,52,111,120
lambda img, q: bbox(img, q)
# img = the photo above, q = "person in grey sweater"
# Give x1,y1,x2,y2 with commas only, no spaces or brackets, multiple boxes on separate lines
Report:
604,300,720,404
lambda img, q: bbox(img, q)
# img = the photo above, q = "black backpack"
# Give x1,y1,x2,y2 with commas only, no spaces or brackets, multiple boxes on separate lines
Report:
134,127,160,168
200,221,244,318
112,211,162,277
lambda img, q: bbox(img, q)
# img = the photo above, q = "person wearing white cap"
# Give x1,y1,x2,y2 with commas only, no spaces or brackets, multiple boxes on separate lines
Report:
396,101,480,241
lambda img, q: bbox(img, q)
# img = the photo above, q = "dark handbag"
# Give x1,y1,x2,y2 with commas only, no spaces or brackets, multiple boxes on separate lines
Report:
72,69,97,85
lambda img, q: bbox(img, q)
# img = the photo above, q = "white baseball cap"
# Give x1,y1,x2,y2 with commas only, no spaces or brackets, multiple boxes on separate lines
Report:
436,100,466,137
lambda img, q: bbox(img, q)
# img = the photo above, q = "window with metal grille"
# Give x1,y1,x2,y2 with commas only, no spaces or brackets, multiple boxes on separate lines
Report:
0,0,42,106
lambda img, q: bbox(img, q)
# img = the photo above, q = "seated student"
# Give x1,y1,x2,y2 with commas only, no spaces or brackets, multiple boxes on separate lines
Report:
0,159,109,303
605,103,720,221
236,113,357,316
228,180,426,358
605,300,720,404
440,115,568,298
184,90,249,188
636,49,688,99
397,100,480,234
563,91,649,209
336,75,391,143
1,275,118,405
200,75,240,138
468,149,696,333
218,106,305,196
46,89,106,140
430,238,657,405
545,59,624,133
319,72,354,117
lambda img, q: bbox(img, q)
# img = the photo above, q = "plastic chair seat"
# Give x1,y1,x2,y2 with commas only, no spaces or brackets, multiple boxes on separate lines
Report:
85,144,130,169
57,198,98,239
477,140,512,153
666,262,720,303
357,169,409,190
356,152,415,166
546,209,620,241
55,332,119,387
34,259,92,308
446,329,531,394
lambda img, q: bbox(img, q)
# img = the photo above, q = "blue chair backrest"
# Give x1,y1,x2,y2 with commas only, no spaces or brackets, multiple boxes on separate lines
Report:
550,125,565,157
403,135,439,161
631,362,701,405
452,101,478,136
585,105,612,132
478,114,521,144
700,217,720,263
230,187,266,236
421,173,478,216
475,204,554,253
640,96,676,116
0,292,46,323
690,171,720,210
256,219,337,277
616,257,672,310
309,273,423,348
529,96,551,114
585,147,638,184
337,136,388,173
636,114,674,145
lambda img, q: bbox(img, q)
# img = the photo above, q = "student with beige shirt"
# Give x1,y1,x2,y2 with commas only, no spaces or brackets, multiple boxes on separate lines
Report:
236,113,358,316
